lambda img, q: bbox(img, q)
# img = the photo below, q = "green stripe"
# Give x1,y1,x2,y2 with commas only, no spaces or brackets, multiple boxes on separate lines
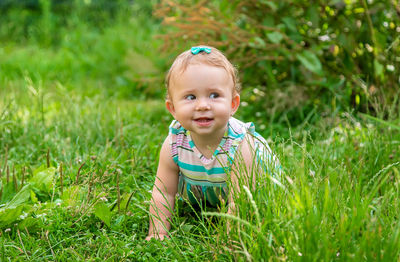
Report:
178,160,226,175
228,127,244,139
188,140,195,148
170,128,184,135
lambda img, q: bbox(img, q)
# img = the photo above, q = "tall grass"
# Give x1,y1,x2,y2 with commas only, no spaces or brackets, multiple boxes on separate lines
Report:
2,79,400,260
160,111,400,261
228,118,400,260
141,107,399,261
0,85,170,260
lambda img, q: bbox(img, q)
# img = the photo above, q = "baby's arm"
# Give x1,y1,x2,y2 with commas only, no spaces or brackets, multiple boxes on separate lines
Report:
146,136,179,240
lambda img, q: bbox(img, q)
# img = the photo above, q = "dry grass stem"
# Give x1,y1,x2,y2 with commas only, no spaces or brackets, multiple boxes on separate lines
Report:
45,230,55,259
17,228,30,260
46,148,50,168
21,166,25,188
6,165,9,183
75,162,85,184
2,145,8,174
12,165,18,192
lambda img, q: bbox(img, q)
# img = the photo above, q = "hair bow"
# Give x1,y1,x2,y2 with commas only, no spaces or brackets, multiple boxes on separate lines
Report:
191,46,211,55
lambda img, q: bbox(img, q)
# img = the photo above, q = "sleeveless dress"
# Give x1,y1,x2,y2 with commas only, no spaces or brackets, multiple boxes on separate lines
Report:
169,117,281,207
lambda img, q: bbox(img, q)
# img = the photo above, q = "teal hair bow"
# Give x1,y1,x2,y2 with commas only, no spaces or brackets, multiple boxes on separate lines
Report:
191,46,211,55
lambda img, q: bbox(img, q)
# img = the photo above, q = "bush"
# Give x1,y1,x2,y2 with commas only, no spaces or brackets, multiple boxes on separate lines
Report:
154,0,400,126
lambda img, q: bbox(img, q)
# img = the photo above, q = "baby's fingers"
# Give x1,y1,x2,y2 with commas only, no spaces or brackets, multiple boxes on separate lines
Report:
145,235,154,241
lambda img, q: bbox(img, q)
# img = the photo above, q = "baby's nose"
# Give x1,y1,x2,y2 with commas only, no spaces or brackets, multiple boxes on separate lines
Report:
196,98,211,110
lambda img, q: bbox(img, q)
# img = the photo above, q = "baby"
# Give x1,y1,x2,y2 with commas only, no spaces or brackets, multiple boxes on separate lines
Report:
146,46,281,240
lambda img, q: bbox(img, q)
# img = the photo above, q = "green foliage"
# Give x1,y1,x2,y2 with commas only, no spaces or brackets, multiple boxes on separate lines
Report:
0,166,56,228
296,50,323,75
30,166,55,193
94,201,111,227
155,0,400,128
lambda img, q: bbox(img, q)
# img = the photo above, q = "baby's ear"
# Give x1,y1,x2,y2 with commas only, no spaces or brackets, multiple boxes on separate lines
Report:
165,99,176,117
231,93,240,115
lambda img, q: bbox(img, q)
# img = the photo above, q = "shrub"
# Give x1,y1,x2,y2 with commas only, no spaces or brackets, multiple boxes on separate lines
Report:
154,0,400,126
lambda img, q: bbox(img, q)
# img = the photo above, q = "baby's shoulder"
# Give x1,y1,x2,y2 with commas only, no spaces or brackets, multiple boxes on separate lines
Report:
169,120,185,135
228,117,256,138
229,117,270,149
168,120,189,150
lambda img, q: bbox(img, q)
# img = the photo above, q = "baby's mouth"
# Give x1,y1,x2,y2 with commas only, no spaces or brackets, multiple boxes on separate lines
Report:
194,117,213,126
195,117,213,122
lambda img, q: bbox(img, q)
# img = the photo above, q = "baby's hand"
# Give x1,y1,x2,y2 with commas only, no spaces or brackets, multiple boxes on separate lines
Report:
145,233,169,241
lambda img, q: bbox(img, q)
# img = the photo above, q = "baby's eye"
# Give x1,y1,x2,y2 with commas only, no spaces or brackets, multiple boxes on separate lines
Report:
209,93,219,99
185,94,196,100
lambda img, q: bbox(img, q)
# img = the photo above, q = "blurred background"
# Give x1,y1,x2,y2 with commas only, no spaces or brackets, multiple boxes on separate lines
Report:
1,0,399,135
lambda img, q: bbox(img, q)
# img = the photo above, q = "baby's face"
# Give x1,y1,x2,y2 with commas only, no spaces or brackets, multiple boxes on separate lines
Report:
166,64,240,140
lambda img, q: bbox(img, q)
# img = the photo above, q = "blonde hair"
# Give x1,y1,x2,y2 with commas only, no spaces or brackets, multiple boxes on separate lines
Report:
165,46,240,97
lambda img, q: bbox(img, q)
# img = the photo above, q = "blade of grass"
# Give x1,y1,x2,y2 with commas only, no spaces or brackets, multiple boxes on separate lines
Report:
359,113,400,131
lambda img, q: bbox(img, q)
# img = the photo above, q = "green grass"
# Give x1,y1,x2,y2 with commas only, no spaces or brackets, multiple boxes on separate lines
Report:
2,81,400,261
1,3,400,261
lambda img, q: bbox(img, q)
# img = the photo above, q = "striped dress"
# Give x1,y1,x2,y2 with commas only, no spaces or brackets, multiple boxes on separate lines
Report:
169,117,281,207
